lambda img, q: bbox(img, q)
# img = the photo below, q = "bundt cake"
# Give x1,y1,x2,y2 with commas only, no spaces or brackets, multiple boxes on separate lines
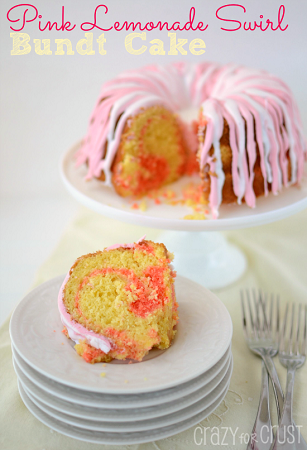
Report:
76,63,306,218
58,238,178,363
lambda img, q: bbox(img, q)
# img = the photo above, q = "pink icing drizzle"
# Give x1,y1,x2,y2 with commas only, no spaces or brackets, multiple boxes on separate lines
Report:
76,63,306,218
105,235,146,251
58,274,112,353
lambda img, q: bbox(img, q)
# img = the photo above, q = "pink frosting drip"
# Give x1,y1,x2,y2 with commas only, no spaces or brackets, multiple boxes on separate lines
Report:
58,274,112,353
76,63,306,218
105,235,146,251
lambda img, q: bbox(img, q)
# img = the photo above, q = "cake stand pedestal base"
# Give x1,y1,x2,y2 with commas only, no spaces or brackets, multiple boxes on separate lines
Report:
160,231,247,290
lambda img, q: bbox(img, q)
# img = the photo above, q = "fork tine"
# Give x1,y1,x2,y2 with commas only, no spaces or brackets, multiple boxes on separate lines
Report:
240,290,249,339
252,289,261,335
280,303,289,352
269,293,274,333
289,303,295,354
295,303,302,355
259,290,269,336
246,289,257,338
276,295,280,340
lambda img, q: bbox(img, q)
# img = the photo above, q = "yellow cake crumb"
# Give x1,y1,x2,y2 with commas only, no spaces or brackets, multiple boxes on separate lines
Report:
139,199,147,211
141,181,208,217
100,372,106,377
183,213,207,220
163,189,176,199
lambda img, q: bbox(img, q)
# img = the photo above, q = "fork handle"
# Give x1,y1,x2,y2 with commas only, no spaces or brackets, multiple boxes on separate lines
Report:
246,360,273,450
270,366,307,450
262,354,284,420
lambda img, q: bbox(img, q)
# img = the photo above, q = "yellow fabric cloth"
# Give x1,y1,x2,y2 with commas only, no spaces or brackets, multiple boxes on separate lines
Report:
1,207,307,450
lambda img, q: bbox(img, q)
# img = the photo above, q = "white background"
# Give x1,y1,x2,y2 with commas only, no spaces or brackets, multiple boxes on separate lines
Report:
1,0,307,324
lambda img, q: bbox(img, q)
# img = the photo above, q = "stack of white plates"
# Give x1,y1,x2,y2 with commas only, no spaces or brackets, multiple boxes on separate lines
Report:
10,275,233,445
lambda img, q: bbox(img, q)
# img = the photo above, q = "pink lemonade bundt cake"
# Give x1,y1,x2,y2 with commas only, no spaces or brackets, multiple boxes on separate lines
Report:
58,238,178,363
76,63,306,218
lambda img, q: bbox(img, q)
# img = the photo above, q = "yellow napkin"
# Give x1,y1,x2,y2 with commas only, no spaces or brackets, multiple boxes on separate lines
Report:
1,206,306,450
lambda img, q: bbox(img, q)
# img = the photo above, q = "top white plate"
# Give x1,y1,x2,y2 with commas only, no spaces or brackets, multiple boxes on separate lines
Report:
10,275,232,394
61,143,307,231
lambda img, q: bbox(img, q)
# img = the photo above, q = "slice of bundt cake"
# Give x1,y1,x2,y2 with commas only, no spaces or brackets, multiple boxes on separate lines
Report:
58,238,178,363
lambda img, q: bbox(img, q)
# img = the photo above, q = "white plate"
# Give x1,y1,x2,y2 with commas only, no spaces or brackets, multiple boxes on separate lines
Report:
61,143,307,231
13,351,232,421
10,275,232,394
18,379,230,445
12,343,231,409
20,357,232,432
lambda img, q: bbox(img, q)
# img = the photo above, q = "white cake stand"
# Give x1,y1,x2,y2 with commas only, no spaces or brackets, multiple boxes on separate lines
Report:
61,143,307,289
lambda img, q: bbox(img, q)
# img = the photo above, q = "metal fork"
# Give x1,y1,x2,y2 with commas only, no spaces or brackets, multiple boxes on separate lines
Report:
241,289,284,417
241,289,282,449
271,303,307,450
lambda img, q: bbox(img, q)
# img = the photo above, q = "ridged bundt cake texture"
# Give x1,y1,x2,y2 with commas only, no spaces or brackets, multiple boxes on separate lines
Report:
58,238,178,364
76,62,306,218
